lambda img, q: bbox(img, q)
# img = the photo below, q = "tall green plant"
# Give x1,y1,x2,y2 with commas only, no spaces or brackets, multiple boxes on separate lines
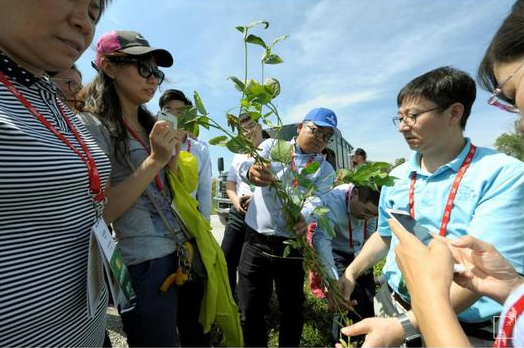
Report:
178,20,358,346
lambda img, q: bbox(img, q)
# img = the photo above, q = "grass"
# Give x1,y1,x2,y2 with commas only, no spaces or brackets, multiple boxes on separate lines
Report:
265,259,386,347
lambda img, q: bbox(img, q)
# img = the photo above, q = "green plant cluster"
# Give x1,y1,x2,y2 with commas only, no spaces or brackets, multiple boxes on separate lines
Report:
337,162,397,192
176,19,355,346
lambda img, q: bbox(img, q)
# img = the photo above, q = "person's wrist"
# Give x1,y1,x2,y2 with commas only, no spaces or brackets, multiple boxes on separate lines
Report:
345,265,360,280
146,154,166,171
395,313,420,341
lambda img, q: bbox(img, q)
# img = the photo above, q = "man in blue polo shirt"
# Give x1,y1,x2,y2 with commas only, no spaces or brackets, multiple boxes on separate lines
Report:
339,66,524,347
237,108,337,347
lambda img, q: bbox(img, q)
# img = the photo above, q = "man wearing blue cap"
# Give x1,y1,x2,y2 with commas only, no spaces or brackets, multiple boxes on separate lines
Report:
236,107,337,347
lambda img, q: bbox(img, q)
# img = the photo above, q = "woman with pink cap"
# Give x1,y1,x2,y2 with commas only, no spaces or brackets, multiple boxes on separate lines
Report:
79,30,210,346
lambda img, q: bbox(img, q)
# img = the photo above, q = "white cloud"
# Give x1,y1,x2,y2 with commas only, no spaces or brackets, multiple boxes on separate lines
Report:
284,89,384,123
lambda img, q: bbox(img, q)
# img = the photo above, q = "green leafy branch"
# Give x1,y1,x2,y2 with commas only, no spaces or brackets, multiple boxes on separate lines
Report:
337,162,397,191
177,20,354,346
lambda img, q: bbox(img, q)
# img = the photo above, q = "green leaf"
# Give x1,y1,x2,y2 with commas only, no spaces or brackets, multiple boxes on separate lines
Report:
241,99,250,109
193,91,207,115
261,118,277,128
283,245,291,258
248,111,262,122
263,54,283,65
262,48,271,63
271,34,289,46
246,20,269,29
317,216,335,238
244,79,273,104
270,139,293,163
295,174,312,189
246,34,267,48
226,113,239,131
312,207,331,216
287,201,302,220
208,135,228,146
263,77,281,98
235,26,246,34
301,161,320,175
226,137,247,154
228,76,245,92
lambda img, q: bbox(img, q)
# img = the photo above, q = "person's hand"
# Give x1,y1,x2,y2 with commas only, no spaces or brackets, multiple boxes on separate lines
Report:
239,194,252,212
293,214,307,236
233,196,248,215
337,317,405,347
248,163,274,186
150,121,184,166
338,270,357,304
388,218,454,304
450,235,523,304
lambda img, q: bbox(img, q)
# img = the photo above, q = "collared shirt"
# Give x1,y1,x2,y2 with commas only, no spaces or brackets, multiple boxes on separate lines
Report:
311,183,377,279
227,153,254,197
182,137,212,221
378,138,524,323
239,138,335,238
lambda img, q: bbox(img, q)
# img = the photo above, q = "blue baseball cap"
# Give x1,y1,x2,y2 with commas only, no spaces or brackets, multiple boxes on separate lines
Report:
303,107,337,128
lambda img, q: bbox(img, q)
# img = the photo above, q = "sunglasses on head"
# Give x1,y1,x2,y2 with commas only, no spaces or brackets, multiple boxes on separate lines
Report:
109,57,165,84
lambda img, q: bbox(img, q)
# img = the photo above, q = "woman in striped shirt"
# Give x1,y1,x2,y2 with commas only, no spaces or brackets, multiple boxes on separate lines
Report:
0,0,112,346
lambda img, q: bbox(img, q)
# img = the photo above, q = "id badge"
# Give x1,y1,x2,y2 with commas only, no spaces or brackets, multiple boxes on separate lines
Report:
91,219,136,308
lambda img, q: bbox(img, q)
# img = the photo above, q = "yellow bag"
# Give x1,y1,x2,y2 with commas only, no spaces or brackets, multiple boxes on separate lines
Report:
166,153,243,347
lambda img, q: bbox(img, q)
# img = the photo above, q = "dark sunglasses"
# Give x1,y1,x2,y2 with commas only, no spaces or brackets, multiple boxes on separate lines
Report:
110,57,165,84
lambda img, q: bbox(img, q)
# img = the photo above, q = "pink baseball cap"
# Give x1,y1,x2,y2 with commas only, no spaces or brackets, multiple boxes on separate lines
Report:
95,30,173,68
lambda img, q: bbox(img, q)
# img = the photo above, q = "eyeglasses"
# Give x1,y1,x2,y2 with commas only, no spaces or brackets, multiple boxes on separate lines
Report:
110,57,165,85
487,60,524,114
240,121,258,132
52,77,82,94
392,105,444,127
304,123,333,142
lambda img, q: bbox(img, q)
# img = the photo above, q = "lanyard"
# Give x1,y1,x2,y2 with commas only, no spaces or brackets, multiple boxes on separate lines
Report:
290,149,315,188
494,291,524,347
121,119,164,191
409,144,476,236
345,188,367,248
186,138,191,154
0,71,105,204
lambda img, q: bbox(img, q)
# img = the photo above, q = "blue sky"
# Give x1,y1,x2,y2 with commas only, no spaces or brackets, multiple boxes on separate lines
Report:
77,0,518,177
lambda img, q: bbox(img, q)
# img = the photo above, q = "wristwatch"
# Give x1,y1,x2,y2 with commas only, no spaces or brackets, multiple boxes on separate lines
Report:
395,313,421,342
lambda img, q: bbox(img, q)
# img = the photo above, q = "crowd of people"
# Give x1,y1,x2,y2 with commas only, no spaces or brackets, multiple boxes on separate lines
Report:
1,0,523,347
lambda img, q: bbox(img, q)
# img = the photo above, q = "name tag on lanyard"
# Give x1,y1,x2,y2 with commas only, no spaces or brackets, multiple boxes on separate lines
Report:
88,218,136,317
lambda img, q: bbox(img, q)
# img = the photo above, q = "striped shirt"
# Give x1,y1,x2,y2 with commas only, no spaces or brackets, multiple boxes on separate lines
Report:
0,50,111,346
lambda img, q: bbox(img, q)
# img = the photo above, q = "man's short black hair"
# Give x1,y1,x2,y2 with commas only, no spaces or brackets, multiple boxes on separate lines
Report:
354,148,367,159
397,66,476,130
159,89,192,109
355,185,381,207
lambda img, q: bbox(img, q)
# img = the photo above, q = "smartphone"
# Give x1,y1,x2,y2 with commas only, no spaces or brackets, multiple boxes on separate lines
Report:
157,109,178,129
387,209,466,273
386,209,437,246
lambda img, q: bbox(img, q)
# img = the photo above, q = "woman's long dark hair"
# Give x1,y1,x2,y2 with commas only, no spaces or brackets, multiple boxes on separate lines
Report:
477,0,524,101
79,54,156,163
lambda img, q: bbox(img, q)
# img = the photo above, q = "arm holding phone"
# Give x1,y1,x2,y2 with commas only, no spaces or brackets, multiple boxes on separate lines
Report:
386,218,471,347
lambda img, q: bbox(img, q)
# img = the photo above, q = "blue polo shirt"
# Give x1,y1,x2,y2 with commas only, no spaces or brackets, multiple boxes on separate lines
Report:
379,138,524,323
310,183,377,280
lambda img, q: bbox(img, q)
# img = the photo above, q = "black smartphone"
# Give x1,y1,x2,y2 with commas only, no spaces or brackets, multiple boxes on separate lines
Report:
387,209,436,246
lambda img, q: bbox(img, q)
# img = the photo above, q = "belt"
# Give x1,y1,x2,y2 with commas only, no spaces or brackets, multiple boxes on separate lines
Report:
459,320,494,341
387,284,412,311
245,227,293,245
